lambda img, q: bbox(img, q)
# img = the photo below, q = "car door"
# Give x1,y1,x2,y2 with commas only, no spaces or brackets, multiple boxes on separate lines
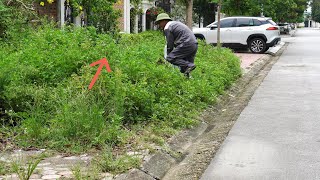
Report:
232,18,254,44
206,18,235,44
205,23,218,44
219,18,236,43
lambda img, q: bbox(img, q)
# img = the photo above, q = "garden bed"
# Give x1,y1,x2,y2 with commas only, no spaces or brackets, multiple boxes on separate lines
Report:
0,25,241,174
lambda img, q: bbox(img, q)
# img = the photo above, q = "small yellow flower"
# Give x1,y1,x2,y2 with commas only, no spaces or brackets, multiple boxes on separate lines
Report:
47,0,54,4
79,6,83,11
40,1,45,6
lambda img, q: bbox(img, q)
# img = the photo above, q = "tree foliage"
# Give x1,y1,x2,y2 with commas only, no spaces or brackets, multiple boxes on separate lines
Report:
312,0,320,22
0,0,121,38
220,0,308,23
193,0,216,26
0,0,38,39
63,0,121,34
175,0,194,28
263,0,308,23
221,0,260,16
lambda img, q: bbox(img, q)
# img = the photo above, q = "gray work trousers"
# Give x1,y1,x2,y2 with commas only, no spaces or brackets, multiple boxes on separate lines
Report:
166,43,198,73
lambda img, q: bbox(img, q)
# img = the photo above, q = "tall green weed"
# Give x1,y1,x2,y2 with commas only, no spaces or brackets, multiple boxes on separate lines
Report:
0,27,241,152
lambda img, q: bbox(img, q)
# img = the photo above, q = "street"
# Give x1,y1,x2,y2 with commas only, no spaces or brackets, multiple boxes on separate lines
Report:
201,28,320,179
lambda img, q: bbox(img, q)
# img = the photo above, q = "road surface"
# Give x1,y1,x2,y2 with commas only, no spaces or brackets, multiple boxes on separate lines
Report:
201,28,320,180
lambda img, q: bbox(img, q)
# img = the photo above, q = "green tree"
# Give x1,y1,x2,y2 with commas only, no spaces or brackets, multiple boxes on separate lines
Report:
70,0,121,34
265,0,308,22
193,0,216,27
177,0,194,28
222,0,260,16
221,0,308,23
1,0,121,37
0,0,38,39
293,0,310,22
312,0,320,22
264,0,296,22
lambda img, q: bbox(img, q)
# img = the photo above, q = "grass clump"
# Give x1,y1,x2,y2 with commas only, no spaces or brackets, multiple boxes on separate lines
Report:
0,161,13,175
94,151,141,174
11,158,42,180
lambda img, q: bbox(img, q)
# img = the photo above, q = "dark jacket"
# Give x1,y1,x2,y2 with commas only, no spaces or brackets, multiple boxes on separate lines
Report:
164,21,197,54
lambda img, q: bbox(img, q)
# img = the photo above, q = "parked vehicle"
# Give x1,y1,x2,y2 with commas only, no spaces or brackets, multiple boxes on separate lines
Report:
290,23,296,30
193,16,281,53
278,23,291,34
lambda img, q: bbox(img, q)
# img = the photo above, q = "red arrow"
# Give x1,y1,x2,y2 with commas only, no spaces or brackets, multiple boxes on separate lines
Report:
88,57,112,90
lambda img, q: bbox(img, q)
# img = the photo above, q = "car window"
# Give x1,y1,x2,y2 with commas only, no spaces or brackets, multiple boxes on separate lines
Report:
235,18,252,27
219,19,235,28
267,19,277,25
259,19,277,25
206,22,215,28
253,19,262,26
207,19,234,28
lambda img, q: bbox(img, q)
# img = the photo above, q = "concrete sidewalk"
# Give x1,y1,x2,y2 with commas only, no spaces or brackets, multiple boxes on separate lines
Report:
236,53,266,72
201,28,320,180
236,42,286,73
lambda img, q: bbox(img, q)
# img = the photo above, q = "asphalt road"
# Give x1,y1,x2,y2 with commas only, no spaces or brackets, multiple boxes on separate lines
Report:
201,28,320,180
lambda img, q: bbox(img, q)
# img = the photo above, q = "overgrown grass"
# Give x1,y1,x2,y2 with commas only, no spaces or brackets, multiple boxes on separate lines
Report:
11,156,42,180
0,151,50,178
0,25,241,156
0,161,12,175
94,151,141,174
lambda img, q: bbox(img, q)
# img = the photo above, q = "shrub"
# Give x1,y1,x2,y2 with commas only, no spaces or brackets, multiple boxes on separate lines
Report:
0,27,241,152
0,1,10,38
0,0,39,40
65,0,121,33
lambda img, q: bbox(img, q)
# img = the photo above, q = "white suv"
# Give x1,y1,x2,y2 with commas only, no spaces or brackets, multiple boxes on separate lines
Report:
193,17,281,53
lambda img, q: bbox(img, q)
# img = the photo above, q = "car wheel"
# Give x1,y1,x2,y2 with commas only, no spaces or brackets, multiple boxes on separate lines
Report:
195,34,205,41
249,38,267,53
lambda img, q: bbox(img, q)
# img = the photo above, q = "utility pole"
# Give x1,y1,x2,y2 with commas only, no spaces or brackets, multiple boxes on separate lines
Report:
217,0,222,48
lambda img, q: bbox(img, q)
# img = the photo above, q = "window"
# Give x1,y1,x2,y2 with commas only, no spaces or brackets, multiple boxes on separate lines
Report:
253,19,262,26
219,18,235,28
259,19,277,25
267,19,277,26
236,18,251,27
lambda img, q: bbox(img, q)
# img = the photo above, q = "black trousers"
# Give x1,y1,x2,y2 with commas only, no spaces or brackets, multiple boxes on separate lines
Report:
166,43,198,73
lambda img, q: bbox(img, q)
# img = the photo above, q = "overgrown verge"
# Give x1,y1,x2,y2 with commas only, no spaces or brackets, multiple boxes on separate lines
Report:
0,25,241,161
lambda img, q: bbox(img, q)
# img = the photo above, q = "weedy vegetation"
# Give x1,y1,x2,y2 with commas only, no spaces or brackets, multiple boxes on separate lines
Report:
0,160,13,175
11,157,42,180
0,152,48,179
0,22,241,175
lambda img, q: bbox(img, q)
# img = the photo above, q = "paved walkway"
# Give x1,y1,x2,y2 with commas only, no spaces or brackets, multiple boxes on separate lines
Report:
0,150,108,180
201,28,320,180
235,53,266,70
